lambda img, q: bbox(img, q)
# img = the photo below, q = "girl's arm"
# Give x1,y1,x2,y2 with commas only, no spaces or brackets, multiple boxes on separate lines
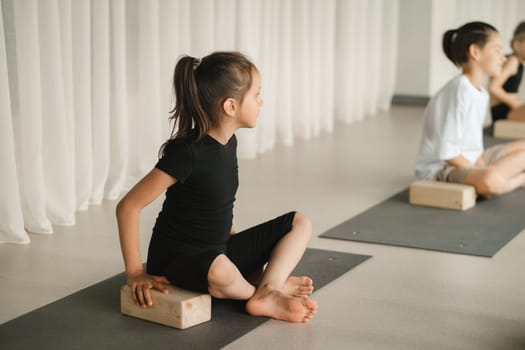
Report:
116,168,176,307
446,155,474,168
488,56,522,109
446,155,487,168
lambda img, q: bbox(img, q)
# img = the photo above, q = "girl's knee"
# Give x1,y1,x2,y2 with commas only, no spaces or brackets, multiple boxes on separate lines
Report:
478,169,505,196
292,212,312,240
504,145,525,158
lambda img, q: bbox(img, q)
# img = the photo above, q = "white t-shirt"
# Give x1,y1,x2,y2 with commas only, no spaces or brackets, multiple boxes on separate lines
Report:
415,74,489,180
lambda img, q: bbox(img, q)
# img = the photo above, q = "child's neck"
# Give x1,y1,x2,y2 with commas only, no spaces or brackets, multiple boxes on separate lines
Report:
462,65,487,90
208,126,236,145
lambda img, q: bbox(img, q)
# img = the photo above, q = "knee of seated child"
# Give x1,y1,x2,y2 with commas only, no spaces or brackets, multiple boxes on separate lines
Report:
293,212,312,239
208,255,236,287
479,169,506,196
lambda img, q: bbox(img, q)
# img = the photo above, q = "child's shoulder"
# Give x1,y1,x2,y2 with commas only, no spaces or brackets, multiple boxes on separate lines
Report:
163,138,190,150
160,138,194,162
433,74,464,98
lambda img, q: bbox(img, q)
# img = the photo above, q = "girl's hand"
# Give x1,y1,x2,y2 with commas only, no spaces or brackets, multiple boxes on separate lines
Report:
127,272,170,308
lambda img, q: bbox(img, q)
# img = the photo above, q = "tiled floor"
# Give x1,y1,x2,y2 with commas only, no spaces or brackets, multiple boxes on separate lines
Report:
2,105,525,349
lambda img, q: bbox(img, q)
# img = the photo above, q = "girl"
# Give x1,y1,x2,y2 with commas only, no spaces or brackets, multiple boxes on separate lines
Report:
415,22,525,197
489,22,525,122
116,52,317,323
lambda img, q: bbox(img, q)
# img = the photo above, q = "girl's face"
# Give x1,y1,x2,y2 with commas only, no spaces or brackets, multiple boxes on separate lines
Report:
477,32,505,77
237,69,263,128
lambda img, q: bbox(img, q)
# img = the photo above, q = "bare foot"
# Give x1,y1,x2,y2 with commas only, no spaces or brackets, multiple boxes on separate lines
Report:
283,276,314,297
246,287,318,323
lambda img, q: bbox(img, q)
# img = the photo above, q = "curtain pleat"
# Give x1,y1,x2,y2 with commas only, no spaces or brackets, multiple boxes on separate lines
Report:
11,0,53,234
71,0,92,210
106,0,127,200
90,0,110,205
137,1,162,175
39,0,76,225
1,0,403,243
275,0,293,146
256,0,278,153
0,2,28,243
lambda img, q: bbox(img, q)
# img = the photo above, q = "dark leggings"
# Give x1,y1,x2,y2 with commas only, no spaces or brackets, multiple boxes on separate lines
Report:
146,212,296,293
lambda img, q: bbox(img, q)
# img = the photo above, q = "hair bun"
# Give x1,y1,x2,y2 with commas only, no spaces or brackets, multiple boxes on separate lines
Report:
192,58,201,71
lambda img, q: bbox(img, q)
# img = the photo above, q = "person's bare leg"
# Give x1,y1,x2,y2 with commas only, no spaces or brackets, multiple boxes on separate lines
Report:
464,158,525,197
502,139,525,153
506,173,525,191
508,105,525,121
487,148,525,179
246,212,318,323
207,254,255,300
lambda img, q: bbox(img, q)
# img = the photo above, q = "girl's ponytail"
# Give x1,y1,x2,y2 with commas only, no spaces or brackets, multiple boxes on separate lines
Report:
170,56,209,142
442,29,458,65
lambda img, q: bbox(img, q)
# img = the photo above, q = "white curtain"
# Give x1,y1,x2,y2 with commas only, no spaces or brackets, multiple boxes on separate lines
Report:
0,0,399,244
454,0,525,41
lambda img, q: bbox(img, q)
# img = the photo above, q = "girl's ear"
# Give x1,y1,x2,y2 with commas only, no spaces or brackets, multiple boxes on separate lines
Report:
468,43,481,61
223,97,236,117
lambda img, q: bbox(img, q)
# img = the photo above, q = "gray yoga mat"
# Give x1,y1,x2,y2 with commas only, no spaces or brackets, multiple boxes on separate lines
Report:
1,248,370,350
319,128,523,257
320,188,525,257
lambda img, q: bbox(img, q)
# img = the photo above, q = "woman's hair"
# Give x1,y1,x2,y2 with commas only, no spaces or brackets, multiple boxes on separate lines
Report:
160,51,256,156
442,21,498,66
512,21,525,46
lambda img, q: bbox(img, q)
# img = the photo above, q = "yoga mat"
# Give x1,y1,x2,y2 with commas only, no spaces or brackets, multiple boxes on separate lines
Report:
320,188,525,257
1,248,370,350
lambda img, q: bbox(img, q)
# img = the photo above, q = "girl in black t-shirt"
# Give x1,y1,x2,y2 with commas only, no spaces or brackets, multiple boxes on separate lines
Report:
489,22,525,122
116,52,317,323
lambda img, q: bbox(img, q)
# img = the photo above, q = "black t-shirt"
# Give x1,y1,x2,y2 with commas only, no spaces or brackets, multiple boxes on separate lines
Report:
502,62,523,93
491,62,523,121
152,134,238,246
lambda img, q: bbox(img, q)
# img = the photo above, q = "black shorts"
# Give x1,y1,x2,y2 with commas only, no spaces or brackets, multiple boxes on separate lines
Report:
491,103,510,122
146,211,296,293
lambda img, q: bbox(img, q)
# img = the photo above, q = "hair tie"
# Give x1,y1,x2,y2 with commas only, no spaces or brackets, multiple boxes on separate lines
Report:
451,29,459,42
193,58,201,71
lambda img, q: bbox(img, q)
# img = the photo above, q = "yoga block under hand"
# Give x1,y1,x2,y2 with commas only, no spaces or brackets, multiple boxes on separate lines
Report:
494,120,525,139
409,180,476,211
120,285,211,329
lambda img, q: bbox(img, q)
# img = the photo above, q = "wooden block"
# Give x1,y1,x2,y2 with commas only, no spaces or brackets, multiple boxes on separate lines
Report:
409,180,476,211
120,285,211,329
493,120,525,139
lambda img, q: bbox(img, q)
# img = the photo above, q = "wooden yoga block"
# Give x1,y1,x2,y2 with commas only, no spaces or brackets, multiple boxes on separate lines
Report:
409,180,476,211
120,285,211,329
493,120,525,139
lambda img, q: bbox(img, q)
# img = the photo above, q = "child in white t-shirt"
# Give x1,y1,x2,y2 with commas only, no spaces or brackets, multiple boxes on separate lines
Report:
416,22,525,197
